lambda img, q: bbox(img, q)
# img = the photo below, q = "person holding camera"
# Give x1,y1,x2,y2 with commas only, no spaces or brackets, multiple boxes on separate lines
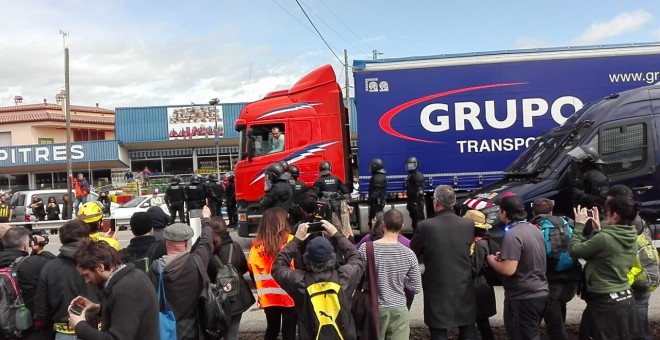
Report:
272,219,365,340
46,196,61,221
569,199,640,339
0,226,55,339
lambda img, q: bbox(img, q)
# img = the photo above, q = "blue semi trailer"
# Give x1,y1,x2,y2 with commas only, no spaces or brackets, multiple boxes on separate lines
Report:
352,43,660,234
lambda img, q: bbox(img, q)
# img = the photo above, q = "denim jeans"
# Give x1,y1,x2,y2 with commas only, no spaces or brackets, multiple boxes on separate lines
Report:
544,281,577,340
73,196,87,215
634,290,651,340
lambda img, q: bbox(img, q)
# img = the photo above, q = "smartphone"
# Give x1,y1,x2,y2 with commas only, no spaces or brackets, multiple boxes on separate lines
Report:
307,222,325,233
68,304,84,316
586,210,594,218
109,218,117,233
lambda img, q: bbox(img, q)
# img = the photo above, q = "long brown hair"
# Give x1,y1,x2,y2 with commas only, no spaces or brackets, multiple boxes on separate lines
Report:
253,207,290,258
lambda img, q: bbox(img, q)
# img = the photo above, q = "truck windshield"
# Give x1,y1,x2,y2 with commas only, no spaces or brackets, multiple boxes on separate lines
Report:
504,103,598,175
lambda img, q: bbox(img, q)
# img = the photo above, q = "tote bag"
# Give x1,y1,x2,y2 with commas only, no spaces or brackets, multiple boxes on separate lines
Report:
158,261,177,340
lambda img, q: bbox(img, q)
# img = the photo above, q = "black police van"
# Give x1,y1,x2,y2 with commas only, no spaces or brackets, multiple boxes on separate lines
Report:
463,83,660,248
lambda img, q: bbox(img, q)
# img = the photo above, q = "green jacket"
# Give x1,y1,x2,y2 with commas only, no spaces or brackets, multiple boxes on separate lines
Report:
568,222,637,294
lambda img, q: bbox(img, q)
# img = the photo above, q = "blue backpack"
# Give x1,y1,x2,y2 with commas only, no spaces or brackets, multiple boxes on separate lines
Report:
537,215,576,272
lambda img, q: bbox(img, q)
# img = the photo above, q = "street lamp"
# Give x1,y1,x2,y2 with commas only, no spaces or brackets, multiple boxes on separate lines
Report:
209,98,220,179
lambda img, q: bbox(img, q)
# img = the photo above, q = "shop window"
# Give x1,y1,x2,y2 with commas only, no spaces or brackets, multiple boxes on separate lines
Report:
249,124,285,156
38,138,54,144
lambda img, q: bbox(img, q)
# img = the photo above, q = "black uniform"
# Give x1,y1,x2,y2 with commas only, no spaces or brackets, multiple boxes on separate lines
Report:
260,179,293,211
207,181,225,217
313,174,348,217
288,178,308,225
185,182,206,220
203,181,218,215
405,170,426,229
226,179,238,227
368,172,387,223
165,183,186,224
569,163,609,210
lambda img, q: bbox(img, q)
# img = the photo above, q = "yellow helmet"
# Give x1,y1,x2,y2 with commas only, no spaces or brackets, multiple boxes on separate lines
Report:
77,201,104,223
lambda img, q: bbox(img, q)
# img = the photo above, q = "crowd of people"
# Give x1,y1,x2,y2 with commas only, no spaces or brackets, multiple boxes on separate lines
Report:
0,143,658,340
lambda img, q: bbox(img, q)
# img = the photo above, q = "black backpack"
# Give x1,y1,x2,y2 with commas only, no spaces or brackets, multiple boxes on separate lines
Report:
193,256,231,339
0,256,33,338
212,245,241,302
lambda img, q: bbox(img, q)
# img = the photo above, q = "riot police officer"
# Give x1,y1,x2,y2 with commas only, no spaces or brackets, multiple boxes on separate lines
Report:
279,160,292,181
288,164,308,224
567,145,609,210
185,174,207,221
313,161,349,220
206,174,224,217
225,173,238,227
368,158,387,226
405,156,425,229
260,163,293,211
165,175,186,224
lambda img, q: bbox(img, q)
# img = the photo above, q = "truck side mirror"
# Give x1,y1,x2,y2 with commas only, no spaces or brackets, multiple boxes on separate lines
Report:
247,129,255,160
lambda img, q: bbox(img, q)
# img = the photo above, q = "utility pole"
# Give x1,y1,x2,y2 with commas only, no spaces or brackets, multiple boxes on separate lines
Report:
372,49,383,60
344,49,350,113
60,29,73,217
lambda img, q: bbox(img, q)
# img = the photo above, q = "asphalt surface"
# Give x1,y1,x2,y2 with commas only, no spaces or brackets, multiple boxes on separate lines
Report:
42,229,660,333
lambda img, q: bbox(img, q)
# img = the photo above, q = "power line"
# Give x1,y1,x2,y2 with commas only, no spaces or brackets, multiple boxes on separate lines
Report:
317,0,375,52
270,0,317,37
299,1,368,56
294,0,344,65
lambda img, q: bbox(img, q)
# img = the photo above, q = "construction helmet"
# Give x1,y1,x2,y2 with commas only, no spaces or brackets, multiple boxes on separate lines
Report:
567,145,604,164
369,158,385,174
405,156,419,172
319,161,332,176
289,165,300,179
78,201,104,223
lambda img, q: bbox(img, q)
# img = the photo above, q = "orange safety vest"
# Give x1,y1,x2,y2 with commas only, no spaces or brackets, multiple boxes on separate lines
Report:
247,234,295,308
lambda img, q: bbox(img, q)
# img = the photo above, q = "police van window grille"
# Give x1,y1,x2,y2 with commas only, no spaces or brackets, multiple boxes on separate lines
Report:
601,123,647,175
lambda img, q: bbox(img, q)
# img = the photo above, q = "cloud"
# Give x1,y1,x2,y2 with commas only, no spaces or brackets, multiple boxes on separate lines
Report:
514,37,552,49
651,28,660,41
572,10,653,45
0,1,342,109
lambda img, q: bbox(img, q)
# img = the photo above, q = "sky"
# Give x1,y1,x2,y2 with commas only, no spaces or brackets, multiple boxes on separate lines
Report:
1,1,660,109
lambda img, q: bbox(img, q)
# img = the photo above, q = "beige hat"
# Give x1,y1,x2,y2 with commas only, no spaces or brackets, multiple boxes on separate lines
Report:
464,210,492,229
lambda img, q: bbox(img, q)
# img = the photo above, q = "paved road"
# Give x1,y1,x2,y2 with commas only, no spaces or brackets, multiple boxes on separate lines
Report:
42,229,660,333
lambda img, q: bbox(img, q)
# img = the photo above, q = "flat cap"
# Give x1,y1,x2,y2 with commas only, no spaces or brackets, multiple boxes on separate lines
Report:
164,223,194,242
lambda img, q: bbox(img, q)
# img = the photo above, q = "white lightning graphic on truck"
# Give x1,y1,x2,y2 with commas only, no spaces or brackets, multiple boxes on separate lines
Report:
249,140,340,185
257,102,322,120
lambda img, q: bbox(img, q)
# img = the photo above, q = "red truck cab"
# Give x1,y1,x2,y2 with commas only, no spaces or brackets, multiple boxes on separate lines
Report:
234,64,352,237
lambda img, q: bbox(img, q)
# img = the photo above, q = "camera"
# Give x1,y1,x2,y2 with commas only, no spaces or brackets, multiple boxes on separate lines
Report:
68,304,84,316
313,201,333,222
31,233,49,247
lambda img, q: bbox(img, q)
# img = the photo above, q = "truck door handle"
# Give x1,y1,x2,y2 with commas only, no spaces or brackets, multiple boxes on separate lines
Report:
632,186,653,191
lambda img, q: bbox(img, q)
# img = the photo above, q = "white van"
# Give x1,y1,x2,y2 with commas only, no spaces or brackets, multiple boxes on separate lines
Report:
10,189,117,227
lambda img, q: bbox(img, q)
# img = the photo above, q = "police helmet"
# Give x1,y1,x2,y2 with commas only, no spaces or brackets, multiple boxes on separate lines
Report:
319,161,332,176
278,160,290,173
567,145,604,164
265,163,285,181
209,174,218,182
369,158,385,174
405,156,419,172
170,175,181,184
289,165,300,179
77,201,104,223
191,174,202,184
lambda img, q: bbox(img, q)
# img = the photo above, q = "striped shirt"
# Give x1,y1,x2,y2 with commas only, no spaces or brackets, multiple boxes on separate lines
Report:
358,242,422,308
